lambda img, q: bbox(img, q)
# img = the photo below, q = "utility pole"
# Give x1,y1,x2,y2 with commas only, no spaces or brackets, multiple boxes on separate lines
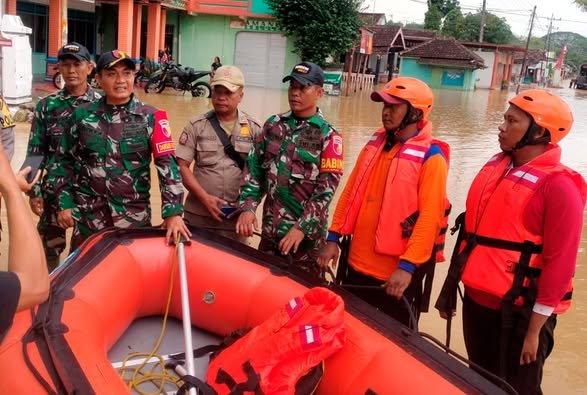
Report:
479,0,487,42
516,5,537,94
541,14,554,87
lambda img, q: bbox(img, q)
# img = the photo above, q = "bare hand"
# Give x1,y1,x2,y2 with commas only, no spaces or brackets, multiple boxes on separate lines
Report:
57,209,74,229
16,166,41,193
383,269,413,300
236,211,258,237
278,227,305,256
29,197,44,216
162,215,192,245
202,194,227,222
317,241,340,269
520,331,540,365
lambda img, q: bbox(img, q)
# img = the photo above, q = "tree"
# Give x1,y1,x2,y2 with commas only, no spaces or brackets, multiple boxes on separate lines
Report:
575,0,587,11
266,0,361,66
424,6,443,30
460,12,515,44
428,0,460,16
441,8,465,38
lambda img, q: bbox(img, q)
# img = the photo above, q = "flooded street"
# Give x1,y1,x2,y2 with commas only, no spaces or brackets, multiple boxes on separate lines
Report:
3,84,587,393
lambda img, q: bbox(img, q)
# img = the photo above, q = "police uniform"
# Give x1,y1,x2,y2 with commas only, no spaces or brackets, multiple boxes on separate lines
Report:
48,95,184,250
176,109,262,240
0,96,15,160
25,87,101,268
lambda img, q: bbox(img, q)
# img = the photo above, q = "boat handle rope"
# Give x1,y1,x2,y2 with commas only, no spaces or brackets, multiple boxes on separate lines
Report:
117,237,183,394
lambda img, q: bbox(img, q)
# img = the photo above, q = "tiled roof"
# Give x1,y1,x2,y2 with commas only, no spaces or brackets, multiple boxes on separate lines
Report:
368,25,403,48
402,28,438,39
360,13,387,26
401,38,485,69
514,48,546,64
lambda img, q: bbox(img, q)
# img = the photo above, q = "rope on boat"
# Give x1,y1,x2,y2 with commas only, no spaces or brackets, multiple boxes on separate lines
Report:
117,237,183,394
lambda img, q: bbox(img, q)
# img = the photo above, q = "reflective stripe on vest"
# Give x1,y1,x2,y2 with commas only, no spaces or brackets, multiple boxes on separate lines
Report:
462,147,584,314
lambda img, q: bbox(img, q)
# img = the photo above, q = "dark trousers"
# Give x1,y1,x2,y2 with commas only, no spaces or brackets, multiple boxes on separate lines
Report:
342,262,433,328
463,294,557,395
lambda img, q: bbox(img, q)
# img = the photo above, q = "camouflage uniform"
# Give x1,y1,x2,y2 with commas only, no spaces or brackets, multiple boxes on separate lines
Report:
25,87,101,268
48,95,184,250
238,110,343,265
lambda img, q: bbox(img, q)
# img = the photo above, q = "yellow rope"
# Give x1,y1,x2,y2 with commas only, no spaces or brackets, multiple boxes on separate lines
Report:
117,237,184,394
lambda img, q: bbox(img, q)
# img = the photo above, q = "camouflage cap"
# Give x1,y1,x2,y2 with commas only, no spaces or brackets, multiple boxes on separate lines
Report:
211,65,245,92
97,50,135,72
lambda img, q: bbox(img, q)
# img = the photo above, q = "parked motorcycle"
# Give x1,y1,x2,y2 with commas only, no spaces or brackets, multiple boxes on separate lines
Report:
144,61,211,97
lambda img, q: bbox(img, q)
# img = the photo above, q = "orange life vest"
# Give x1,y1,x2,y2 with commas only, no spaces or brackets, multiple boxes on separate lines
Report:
461,147,586,314
337,120,451,262
205,287,346,395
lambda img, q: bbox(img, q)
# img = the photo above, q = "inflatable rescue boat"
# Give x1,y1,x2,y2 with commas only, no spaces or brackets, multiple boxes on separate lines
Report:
0,227,505,394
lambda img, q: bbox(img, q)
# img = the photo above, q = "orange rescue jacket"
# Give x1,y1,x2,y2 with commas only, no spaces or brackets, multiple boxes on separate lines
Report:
461,147,586,314
205,287,346,394
332,121,450,262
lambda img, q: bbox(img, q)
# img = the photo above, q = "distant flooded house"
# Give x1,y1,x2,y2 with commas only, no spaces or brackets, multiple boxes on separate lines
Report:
512,49,548,84
364,26,438,84
399,37,485,91
461,42,525,90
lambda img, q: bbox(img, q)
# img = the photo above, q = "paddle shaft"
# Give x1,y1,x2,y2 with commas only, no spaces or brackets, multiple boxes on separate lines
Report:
178,241,197,395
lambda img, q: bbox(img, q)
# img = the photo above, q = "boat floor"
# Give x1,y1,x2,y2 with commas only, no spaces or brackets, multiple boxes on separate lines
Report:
108,316,221,394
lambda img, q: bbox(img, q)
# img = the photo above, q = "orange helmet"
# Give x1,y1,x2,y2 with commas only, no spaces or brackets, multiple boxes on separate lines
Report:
509,90,573,144
371,77,434,118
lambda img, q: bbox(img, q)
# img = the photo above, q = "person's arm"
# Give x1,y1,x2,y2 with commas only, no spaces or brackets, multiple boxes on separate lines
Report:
280,127,344,255
25,100,47,201
0,144,49,311
237,120,269,213
46,115,77,229
294,129,344,239
150,110,189,244
176,122,225,221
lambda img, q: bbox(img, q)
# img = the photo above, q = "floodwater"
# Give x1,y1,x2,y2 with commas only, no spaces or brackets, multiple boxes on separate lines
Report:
2,83,587,393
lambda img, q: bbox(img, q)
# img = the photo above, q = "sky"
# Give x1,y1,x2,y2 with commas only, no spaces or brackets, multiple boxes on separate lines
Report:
365,0,587,38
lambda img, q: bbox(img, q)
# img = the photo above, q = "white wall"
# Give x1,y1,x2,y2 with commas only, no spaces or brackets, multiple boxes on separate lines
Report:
474,50,494,89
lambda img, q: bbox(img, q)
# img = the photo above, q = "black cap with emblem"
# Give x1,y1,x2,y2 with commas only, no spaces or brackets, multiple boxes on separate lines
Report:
282,62,324,87
58,42,91,62
96,49,136,72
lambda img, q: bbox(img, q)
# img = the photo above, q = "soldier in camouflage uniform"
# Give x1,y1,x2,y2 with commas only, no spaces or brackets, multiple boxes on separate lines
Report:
25,43,100,269
236,62,344,270
48,49,190,249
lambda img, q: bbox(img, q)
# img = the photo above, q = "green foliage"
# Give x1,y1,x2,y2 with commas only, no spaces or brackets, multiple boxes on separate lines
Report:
424,6,443,30
441,8,465,38
575,0,587,11
545,31,587,70
460,12,516,44
428,0,460,17
405,22,426,29
266,0,361,66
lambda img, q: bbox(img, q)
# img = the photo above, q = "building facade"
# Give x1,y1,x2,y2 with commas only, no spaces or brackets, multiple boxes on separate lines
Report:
11,0,299,87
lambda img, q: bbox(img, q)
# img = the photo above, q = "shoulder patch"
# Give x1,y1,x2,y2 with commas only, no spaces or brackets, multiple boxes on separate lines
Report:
320,134,344,174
